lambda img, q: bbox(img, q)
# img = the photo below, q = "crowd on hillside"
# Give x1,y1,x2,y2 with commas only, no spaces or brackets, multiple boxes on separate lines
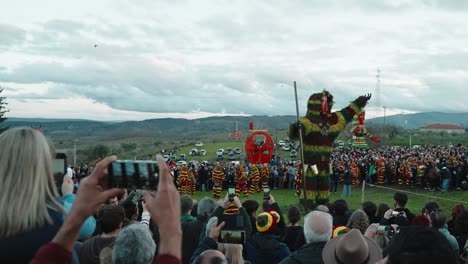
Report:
1,127,467,264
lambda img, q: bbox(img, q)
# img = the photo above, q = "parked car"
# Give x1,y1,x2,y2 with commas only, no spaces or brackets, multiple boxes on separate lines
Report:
278,140,285,146
228,152,235,160
179,154,186,161
189,148,198,156
336,140,345,148
234,147,241,154
216,149,224,156
177,160,187,166
217,154,224,161
226,147,232,153
290,150,297,158
200,149,207,156
163,154,169,161
188,160,199,166
195,142,203,147
281,145,291,151
170,155,176,161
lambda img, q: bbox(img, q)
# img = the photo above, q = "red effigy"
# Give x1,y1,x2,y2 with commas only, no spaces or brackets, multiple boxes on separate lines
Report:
245,131,274,164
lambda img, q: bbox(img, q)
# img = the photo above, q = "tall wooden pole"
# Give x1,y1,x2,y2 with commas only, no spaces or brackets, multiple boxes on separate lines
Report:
294,81,309,212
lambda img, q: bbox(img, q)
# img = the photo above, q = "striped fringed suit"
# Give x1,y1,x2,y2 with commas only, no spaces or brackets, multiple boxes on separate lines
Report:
177,168,191,196
376,158,385,185
289,91,369,204
212,166,224,199
261,166,269,189
248,166,261,194
235,170,249,197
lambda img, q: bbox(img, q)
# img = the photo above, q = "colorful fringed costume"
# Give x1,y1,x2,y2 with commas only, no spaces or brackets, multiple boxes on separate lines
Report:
289,90,372,204
212,164,224,199
351,111,380,149
261,165,270,189
235,165,249,197
177,165,191,196
248,164,261,194
376,158,386,185
189,170,196,195
351,162,360,185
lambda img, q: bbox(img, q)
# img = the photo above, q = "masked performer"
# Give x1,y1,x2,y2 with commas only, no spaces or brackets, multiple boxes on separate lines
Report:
351,111,380,148
289,90,372,204
212,164,224,199
235,164,249,197
177,165,190,196
248,164,261,194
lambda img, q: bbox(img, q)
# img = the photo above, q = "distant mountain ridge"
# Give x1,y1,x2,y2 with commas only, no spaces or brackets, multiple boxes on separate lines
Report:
6,112,467,139
367,111,468,129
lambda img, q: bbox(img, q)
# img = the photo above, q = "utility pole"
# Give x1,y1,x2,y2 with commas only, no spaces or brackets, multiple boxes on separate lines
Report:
74,139,78,166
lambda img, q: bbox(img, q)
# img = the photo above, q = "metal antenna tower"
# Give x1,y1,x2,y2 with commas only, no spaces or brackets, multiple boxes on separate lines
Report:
375,69,382,118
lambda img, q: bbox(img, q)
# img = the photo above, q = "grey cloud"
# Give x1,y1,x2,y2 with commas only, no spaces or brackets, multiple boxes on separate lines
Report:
0,23,26,46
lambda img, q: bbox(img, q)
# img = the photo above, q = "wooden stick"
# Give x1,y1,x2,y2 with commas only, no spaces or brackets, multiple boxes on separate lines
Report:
294,81,309,212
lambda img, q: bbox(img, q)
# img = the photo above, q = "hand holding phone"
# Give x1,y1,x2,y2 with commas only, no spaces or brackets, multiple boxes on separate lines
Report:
228,187,236,202
107,160,159,190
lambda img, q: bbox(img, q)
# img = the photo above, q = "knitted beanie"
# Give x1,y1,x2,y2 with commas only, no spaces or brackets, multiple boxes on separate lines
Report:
256,211,280,233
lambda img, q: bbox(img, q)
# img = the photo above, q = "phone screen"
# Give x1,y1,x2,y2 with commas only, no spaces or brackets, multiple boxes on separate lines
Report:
108,160,159,190
263,187,270,199
228,187,235,201
218,230,245,244
52,153,67,187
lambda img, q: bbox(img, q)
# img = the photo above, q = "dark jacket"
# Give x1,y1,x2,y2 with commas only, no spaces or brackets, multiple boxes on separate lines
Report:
0,209,63,264
189,236,218,264
78,235,116,264
182,218,206,264
279,242,327,264
343,169,352,185
283,226,303,252
245,233,291,264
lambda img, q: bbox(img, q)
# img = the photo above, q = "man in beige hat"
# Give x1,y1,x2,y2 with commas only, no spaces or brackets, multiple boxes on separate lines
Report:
322,228,382,264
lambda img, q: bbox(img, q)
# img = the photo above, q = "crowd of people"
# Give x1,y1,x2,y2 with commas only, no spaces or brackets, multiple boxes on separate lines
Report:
1,127,467,264
151,144,468,199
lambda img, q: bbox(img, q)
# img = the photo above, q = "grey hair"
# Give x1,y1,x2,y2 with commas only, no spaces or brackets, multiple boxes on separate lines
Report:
0,127,65,239
198,197,217,216
205,216,219,237
112,224,156,264
303,211,333,243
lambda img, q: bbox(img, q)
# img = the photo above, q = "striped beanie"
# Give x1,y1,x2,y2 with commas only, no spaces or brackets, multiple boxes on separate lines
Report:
225,202,239,215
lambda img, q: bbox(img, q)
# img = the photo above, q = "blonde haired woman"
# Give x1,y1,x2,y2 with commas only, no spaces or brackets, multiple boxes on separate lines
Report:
0,127,94,263
218,243,250,264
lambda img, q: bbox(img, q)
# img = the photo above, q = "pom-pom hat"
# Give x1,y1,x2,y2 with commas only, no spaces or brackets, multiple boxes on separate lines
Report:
256,211,280,233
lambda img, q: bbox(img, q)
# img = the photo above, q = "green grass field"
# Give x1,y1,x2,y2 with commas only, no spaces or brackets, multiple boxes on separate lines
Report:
189,185,468,217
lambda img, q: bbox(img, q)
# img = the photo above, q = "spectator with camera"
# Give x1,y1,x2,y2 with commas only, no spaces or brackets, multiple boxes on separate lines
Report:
280,210,333,264
391,192,415,223
198,194,252,242
245,210,291,264
182,197,218,264
31,155,183,264
0,127,94,263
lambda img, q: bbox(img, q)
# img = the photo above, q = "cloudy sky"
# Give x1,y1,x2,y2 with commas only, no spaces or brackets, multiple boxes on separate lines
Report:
1,0,468,121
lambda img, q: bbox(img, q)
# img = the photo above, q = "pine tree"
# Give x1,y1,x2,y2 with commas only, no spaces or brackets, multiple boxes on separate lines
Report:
0,87,9,133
